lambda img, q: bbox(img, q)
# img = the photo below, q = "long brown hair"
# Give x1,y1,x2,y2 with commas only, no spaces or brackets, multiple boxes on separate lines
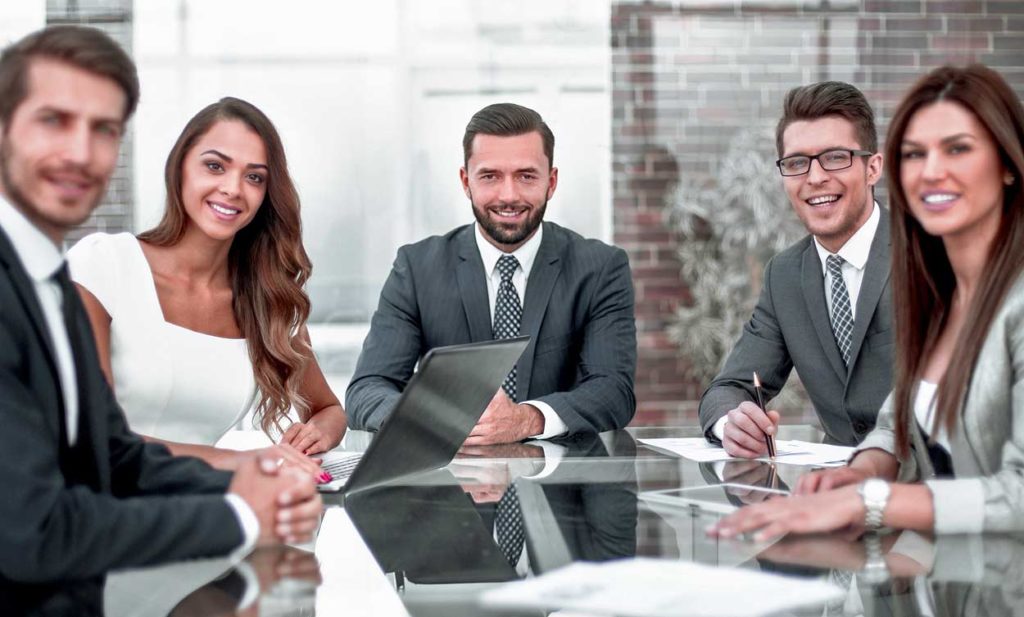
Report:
138,97,313,436
885,65,1024,457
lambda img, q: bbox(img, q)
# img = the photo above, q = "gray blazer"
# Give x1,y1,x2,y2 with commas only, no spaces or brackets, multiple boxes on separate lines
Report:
857,274,1024,533
346,221,637,435
699,212,894,446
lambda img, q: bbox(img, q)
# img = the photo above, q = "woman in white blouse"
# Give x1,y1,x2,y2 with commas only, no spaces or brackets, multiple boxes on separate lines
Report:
710,64,1024,538
70,97,344,480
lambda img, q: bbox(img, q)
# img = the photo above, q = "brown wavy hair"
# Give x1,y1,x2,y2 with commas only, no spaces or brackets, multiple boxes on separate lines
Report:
885,65,1024,458
138,97,313,436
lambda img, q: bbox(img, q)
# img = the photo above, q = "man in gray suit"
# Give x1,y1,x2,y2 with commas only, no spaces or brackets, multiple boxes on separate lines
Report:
699,81,893,456
347,103,636,444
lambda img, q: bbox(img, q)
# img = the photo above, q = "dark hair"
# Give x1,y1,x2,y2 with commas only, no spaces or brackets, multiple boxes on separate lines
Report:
775,81,877,157
138,97,313,437
885,65,1024,458
0,25,139,125
463,102,555,168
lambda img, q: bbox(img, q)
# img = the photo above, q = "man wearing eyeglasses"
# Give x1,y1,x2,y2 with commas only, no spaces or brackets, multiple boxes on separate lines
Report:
699,81,892,457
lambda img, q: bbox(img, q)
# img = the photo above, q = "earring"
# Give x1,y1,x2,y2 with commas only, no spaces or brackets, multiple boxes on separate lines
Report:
1005,173,1016,186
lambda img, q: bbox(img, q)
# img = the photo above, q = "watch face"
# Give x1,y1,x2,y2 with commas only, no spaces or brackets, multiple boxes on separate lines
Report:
864,479,890,501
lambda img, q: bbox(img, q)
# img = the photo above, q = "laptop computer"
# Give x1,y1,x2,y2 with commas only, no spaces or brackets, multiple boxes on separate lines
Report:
317,336,530,494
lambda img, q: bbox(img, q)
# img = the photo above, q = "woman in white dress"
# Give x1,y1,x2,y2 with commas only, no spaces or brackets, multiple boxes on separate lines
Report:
709,64,1024,538
69,97,344,480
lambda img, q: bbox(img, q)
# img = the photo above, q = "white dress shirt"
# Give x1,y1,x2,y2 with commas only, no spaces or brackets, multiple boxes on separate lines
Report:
0,196,79,444
474,223,568,439
0,195,258,556
712,202,881,441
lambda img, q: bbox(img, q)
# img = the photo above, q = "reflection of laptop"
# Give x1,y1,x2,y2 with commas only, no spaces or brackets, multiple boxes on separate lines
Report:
318,337,530,494
345,470,518,583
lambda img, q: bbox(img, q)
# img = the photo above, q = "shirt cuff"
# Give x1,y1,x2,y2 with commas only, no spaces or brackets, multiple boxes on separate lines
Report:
712,415,729,442
925,478,986,534
232,560,261,609
225,493,260,560
524,400,568,439
523,440,568,479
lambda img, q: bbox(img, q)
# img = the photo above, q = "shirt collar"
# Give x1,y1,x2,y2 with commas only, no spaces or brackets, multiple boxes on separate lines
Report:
474,221,544,280
0,194,65,282
814,201,880,273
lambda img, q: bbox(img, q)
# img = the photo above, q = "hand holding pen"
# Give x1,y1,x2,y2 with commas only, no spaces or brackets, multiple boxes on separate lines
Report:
719,373,781,459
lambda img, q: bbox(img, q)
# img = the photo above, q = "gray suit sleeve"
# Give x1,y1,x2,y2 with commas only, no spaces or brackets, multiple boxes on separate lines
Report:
345,247,423,431
698,257,794,444
534,248,637,433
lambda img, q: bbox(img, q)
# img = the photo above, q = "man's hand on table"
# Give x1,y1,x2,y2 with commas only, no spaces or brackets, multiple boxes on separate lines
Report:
463,389,544,446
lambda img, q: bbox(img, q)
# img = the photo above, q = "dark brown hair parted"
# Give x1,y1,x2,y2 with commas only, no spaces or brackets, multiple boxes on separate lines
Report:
138,97,313,437
463,102,555,168
0,25,139,125
775,81,878,157
885,64,1024,458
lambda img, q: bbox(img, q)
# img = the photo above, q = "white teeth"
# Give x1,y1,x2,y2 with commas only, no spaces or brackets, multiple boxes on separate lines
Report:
923,193,957,204
209,202,240,215
496,210,522,218
807,194,840,206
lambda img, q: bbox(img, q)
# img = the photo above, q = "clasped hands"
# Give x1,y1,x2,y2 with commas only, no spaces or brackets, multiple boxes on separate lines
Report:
228,453,324,547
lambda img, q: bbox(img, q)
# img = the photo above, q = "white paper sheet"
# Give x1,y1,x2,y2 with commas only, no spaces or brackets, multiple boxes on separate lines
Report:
639,438,852,467
481,558,843,617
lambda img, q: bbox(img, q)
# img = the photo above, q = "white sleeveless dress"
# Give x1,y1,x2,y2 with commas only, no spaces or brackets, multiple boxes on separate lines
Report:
68,232,256,445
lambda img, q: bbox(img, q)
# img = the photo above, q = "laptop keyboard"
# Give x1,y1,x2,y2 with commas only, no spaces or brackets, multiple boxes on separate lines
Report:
320,452,363,483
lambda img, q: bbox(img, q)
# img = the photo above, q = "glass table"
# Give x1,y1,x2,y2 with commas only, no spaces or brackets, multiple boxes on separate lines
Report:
79,427,1024,615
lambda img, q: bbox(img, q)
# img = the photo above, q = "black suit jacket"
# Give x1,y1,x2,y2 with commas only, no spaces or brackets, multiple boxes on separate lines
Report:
346,222,637,434
0,227,243,595
699,211,894,446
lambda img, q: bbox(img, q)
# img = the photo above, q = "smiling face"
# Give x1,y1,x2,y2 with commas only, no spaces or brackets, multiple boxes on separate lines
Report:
899,101,1006,245
460,131,558,252
0,58,125,244
780,115,882,253
180,119,268,243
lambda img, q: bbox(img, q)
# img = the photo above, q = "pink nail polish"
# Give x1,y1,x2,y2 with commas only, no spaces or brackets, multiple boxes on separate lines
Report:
323,472,334,482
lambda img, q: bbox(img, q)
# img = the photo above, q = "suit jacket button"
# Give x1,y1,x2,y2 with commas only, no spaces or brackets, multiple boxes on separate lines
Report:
853,420,870,434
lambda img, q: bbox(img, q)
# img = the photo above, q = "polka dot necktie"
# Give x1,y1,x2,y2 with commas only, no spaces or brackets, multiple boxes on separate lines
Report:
492,254,525,567
493,254,522,401
826,255,854,366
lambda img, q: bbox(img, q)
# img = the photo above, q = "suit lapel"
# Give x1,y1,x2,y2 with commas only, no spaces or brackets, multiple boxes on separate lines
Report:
0,227,64,404
801,241,848,382
517,224,563,399
455,227,494,342
846,213,891,373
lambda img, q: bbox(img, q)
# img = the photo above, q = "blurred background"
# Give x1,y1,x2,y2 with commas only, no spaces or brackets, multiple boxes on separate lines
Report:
5,0,1023,429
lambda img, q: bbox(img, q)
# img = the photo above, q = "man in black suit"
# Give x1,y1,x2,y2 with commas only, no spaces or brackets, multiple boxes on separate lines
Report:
0,26,321,604
347,103,636,444
699,81,893,456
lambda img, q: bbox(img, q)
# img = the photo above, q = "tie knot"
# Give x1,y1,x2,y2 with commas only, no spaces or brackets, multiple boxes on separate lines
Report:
496,254,519,282
826,254,845,276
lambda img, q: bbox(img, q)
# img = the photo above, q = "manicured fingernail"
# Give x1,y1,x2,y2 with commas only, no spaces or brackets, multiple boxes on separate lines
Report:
323,472,334,481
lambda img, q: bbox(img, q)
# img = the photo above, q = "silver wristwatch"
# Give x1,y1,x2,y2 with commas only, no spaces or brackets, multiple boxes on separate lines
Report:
857,478,891,530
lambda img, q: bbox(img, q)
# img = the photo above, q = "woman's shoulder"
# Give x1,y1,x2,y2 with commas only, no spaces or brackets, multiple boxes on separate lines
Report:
67,232,146,315
67,231,140,266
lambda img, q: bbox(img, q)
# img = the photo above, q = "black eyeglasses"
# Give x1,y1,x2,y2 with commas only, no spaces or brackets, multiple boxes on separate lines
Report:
776,149,874,176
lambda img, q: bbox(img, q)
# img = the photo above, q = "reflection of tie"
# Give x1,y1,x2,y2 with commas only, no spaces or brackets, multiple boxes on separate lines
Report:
495,483,525,566
493,254,522,401
826,255,854,366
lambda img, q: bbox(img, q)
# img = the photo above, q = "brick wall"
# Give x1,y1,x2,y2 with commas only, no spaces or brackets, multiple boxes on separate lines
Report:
46,0,134,245
612,0,1024,426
